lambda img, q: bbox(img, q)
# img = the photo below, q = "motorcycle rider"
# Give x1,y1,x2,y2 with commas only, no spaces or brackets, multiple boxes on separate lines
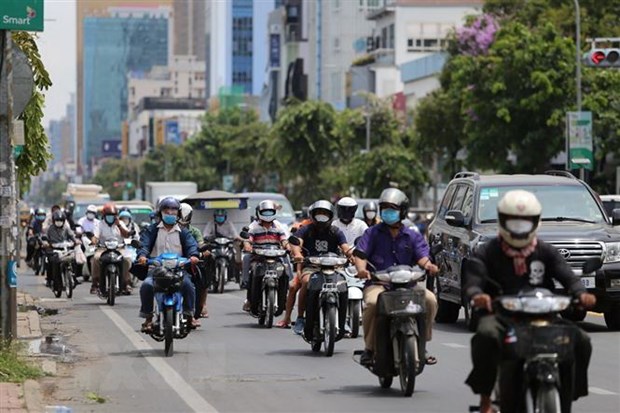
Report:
332,197,368,245
464,190,596,413
354,188,439,366
203,209,239,240
118,209,140,241
26,208,47,266
179,203,210,319
43,210,77,288
64,200,78,230
135,197,200,331
90,203,132,295
362,201,380,227
242,200,290,314
43,204,66,232
77,204,100,236
277,200,350,333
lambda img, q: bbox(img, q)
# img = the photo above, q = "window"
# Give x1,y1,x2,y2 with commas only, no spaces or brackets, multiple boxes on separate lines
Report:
381,27,387,48
407,39,413,48
438,185,457,219
461,186,474,219
450,185,468,212
388,24,395,49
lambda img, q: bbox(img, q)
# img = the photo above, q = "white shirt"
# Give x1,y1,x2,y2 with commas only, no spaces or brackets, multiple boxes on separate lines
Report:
77,216,100,234
152,222,183,257
94,222,123,246
332,218,368,245
203,220,238,240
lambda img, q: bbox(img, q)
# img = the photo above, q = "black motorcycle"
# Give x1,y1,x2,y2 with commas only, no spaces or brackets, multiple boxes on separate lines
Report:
47,240,76,299
352,264,428,397
208,237,235,294
31,234,46,276
250,244,289,328
98,239,125,306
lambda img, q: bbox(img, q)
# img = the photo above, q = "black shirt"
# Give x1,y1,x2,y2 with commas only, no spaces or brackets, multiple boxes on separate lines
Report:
295,223,347,256
465,237,586,299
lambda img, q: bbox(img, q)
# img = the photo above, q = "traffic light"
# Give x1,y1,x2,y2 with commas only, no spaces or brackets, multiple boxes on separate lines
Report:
583,48,620,67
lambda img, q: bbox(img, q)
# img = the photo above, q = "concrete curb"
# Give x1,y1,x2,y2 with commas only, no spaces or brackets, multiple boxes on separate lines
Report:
23,380,44,413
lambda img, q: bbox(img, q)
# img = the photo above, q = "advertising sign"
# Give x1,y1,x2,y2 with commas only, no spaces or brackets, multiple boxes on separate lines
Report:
101,140,122,158
567,111,593,170
270,34,280,68
165,120,180,145
0,0,44,31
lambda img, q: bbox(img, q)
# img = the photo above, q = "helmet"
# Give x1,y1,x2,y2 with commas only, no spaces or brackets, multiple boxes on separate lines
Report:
179,203,193,225
64,200,75,213
497,190,542,248
309,200,334,226
102,202,118,216
214,208,227,224
379,188,409,220
336,197,358,224
35,207,46,219
52,210,66,222
257,200,277,223
86,204,98,214
158,197,181,215
119,210,132,220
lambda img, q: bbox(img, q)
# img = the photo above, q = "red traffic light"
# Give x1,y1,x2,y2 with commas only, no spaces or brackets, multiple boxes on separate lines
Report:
585,48,620,67
591,50,606,65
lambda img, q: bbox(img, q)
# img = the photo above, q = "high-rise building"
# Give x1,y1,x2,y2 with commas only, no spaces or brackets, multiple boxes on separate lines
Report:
172,0,205,60
48,93,76,168
76,0,172,175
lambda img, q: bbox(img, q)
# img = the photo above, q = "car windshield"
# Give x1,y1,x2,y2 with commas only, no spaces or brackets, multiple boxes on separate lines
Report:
247,197,295,221
478,185,605,223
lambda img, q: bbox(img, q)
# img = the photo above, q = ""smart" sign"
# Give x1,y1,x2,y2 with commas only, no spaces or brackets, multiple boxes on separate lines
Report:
0,0,44,32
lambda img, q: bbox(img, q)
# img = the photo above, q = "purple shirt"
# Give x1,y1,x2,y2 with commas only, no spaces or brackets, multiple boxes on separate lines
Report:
356,223,429,271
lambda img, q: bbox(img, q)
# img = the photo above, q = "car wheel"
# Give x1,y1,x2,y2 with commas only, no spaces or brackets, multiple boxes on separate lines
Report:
436,298,460,324
604,304,620,331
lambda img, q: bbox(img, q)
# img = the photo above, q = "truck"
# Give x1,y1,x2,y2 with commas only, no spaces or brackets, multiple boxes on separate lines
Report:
145,181,198,207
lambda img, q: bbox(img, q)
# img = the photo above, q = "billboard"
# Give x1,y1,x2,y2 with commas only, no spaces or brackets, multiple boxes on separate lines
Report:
101,140,122,158
165,120,180,145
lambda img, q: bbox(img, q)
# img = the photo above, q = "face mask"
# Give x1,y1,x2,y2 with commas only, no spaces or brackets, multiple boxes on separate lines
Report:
162,214,177,225
215,215,226,224
54,221,64,228
381,209,401,225
365,211,377,220
36,215,46,221
104,215,115,225
86,212,95,220
315,214,330,223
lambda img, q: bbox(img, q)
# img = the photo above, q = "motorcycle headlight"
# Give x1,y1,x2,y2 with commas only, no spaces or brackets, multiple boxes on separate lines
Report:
308,257,321,265
499,297,523,312
604,242,620,263
105,240,119,250
162,258,178,269
389,270,414,284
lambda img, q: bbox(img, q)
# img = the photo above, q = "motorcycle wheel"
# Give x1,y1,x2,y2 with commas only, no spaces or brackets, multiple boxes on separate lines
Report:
399,335,417,397
266,288,275,329
311,339,321,352
323,305,337,357
64,265,74,299
164,308,174,357
53,275,63,298
33,251,41,275
107,271,116,306
349,300,361,339
217,262,225,294
379,376,393,389
535,383,561,413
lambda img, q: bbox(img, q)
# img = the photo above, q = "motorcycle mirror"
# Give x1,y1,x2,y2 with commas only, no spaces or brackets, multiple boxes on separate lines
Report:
242,226,250,233
240,231,250,240
199,244,210,252
290,226,298,234
288,235,301,246
352,248,367,260
130,239,141,249
41,235,48,242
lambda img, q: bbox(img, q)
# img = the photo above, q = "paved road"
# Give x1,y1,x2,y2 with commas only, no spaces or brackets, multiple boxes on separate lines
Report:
19,271,620,413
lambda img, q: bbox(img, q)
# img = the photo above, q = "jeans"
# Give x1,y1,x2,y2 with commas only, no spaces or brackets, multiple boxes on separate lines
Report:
139,271,196,318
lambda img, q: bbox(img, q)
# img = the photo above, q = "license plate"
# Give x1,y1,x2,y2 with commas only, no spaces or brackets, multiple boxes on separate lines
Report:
580,276,595,288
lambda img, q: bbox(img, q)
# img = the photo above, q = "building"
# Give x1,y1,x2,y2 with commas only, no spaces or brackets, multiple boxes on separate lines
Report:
206,0,279,104
172,0,205,61
76,0,172,175
48,93,76,169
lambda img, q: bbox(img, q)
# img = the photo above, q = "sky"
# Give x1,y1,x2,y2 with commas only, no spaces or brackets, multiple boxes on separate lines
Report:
37,0,76,125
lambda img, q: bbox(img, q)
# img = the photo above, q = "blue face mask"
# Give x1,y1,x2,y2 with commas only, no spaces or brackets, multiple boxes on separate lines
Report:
215,215,226,224
104,215,115,225
381,209,401,225
162,214,177,225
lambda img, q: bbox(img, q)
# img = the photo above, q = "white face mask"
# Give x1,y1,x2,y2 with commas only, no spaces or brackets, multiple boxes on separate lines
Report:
86,212,95,220
54,221,64,228
365,211,377,220
315,214,330,223
505,219,534,234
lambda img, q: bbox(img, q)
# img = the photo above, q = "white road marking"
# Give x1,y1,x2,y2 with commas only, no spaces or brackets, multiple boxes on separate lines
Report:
442,342,468,349
100,306,218,413
589,386,618,395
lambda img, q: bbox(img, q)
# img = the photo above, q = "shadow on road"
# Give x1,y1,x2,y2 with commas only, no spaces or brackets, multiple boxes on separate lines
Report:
108,349,191,358
318,384,430,398
264,348,327,358
433,320,473,335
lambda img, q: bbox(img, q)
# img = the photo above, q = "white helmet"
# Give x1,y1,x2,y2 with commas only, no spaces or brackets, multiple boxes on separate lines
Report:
336,197,358,223
179,203,193,225
86,204,98,214
257,200,277,223
497,190,542,248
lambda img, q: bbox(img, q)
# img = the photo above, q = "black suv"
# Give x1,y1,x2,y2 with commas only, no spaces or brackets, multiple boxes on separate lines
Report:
428,171,620,331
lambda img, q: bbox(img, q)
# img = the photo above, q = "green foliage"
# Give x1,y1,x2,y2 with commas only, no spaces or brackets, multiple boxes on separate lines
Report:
12,32,52,193
27,178,67,206
91,159,140,200
0,340,43,383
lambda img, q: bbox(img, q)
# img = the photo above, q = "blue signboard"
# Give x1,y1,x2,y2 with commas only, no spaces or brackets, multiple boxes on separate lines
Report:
101,140,122,158
165,121,180,145
270,34,280,68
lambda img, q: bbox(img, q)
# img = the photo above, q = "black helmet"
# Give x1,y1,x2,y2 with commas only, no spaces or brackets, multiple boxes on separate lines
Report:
158,197,181,216
52,210,66,222
336,197,358,224
309,200,334,226
379,188,409,220
64,200,75,213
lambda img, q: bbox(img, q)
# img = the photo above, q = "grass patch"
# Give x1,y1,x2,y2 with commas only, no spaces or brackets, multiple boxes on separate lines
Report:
86,391,106,404
0,340,43,383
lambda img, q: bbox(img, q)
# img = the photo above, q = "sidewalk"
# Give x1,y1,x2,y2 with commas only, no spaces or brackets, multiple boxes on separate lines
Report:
0,292,45,412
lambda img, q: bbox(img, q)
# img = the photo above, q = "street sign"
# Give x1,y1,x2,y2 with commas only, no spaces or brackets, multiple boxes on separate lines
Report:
567,111,593,170
0,44,34,117
222,175,234,192
0,0,44,32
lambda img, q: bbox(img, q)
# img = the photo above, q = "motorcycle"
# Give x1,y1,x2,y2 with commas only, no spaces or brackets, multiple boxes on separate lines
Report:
343,265,365,338
31,234,46,276
250,244,289,328
208,237,235,294
48,240,76,299
302,253,349,357
123,238,139,286
352,264,428,397
81,231,96,282
98,239,125,306
145,253,195,357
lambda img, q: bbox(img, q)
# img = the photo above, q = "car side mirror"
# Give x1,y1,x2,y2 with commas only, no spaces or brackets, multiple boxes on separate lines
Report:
130,239,141,249
582,257,603,274
612,209,620,226
288,235,301,246
352,248,367,260
445,210,466,228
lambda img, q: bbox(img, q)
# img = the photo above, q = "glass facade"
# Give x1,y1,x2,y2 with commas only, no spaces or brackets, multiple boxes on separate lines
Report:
83,16,168,163
232,0,253,94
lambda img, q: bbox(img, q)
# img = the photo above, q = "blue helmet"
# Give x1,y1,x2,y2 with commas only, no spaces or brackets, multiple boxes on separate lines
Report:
119,210,132,220
158,197,181,216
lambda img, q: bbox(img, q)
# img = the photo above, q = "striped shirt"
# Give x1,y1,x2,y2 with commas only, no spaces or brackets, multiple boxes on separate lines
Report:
248,220,287,246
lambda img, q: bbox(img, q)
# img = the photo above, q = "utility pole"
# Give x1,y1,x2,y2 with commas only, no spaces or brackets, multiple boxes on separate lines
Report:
0,30,17,339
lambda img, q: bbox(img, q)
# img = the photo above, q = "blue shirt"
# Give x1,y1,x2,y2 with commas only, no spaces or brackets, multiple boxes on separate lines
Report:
356,223,429,271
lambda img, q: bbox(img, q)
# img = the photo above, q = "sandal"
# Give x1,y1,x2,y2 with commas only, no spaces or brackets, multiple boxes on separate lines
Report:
141,321,153,334
425,352,438,365
275,320,290,329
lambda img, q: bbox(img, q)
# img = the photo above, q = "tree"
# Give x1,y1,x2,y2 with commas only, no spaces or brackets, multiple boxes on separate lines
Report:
12,32,52,193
